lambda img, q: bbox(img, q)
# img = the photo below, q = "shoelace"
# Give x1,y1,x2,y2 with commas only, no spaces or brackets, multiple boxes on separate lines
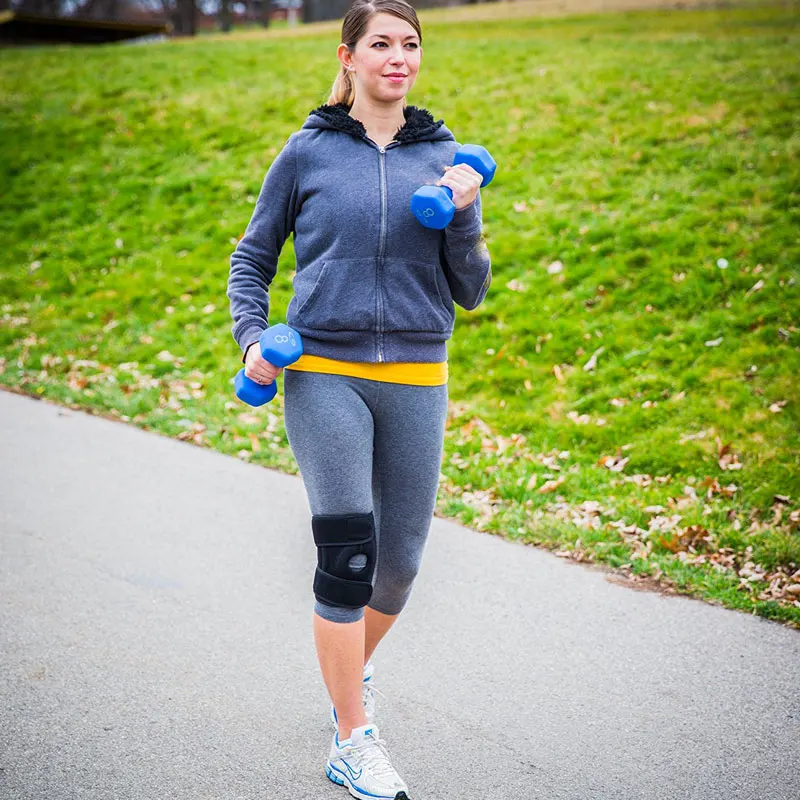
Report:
348,731,397,778
332,680,387,722
362,680,386,715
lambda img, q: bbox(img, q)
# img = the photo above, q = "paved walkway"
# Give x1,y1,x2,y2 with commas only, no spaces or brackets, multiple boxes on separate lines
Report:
1,389,798,800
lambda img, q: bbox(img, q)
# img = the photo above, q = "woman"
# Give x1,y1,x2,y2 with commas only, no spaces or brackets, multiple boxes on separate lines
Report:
227,1,491,797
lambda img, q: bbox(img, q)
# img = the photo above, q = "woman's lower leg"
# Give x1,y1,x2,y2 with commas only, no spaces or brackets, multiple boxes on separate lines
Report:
364,605,399,664
314,611,367,741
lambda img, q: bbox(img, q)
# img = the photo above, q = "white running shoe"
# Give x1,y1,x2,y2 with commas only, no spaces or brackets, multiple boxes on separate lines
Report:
326,723,410,800
330,661,384,730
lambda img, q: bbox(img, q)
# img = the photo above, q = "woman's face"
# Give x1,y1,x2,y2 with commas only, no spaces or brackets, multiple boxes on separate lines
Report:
340,12,422,103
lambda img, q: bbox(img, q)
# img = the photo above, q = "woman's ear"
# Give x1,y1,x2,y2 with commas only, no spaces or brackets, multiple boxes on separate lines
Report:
337,43,354,72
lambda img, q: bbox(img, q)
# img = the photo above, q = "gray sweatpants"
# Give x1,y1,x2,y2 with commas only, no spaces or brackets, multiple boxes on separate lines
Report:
283,369,448,624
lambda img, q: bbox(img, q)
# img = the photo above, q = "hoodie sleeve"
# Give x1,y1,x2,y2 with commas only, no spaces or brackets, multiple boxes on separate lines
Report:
227,134,299,362
439,188,492,312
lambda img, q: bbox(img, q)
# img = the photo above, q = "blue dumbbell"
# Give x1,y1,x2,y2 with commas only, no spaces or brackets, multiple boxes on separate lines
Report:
411,144,497,230
234,322,303,407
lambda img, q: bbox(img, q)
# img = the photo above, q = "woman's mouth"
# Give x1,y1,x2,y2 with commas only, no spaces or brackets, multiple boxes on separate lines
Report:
384,74,407,83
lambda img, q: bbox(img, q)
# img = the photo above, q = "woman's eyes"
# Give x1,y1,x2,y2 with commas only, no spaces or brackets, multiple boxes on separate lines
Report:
373,42,419,49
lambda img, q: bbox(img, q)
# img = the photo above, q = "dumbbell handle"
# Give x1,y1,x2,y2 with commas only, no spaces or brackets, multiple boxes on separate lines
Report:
235,323,303,407
411,145,496,229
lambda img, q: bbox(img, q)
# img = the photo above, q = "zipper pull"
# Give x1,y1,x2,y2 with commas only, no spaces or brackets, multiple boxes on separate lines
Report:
378,146,385,154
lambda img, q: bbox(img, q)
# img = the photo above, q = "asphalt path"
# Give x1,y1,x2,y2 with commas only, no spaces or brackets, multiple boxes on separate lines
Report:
1,389,798,800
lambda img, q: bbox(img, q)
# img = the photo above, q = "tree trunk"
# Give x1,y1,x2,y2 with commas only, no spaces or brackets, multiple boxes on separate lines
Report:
173,0,195,36
219,0,231,32
261,0,271,28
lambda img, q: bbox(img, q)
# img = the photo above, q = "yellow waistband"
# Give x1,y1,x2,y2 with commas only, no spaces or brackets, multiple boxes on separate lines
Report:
285,354,448,386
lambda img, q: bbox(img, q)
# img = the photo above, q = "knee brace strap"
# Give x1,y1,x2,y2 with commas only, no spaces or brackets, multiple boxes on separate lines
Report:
312,512,376,610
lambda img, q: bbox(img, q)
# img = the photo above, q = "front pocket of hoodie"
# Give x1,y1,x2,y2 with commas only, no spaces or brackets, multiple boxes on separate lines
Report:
293,257,377,331
380,258,454,334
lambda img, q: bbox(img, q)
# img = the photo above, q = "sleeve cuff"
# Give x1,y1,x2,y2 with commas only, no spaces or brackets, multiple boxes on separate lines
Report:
448,200,480,232
236,324,265,362
242,340,260,364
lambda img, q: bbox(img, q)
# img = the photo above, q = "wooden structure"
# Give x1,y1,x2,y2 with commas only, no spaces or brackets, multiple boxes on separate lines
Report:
303,0,488,23
0,9,170,43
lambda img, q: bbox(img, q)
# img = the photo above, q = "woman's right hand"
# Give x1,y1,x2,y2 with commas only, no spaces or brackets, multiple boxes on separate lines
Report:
244,342,284,386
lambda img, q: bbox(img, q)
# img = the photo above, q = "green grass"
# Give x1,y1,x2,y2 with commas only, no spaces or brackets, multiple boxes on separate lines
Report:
1,2,798,626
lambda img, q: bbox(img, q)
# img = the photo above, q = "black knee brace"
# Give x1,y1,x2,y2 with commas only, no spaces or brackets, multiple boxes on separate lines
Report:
312,512,376,609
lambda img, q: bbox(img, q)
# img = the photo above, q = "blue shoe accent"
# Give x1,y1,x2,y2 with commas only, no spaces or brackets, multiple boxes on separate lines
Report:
335,731,351,748
326,763,345,786
328,758,407,799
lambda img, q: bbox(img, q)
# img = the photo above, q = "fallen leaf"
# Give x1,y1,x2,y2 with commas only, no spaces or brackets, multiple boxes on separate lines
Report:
583,346,604,372
460,416,493,438
686,115,707,127
745,279,764,296
716,437,743,471
567,411,591,425
679,429,710,444
538,476,565,493
598,452,629,472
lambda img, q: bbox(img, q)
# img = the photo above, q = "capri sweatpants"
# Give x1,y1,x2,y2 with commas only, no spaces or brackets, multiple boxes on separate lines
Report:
283,369,448,624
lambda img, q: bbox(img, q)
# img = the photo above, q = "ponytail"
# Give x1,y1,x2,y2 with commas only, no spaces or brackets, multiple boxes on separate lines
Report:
328,63,357,107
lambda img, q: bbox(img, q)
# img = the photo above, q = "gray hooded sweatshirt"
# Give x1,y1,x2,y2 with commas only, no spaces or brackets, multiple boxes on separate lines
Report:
227,102,492,364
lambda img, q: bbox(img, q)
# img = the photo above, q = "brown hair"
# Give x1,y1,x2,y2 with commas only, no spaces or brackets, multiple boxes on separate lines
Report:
328,0,422,107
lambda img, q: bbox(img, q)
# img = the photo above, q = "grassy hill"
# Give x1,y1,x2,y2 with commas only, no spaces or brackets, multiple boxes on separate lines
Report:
1,2,798,625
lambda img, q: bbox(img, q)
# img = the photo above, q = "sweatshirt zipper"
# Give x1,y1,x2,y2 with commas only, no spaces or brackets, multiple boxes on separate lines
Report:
374,141,400,363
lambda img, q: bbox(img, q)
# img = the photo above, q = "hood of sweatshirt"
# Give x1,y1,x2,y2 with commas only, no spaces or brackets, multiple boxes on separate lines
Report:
302,102,455,145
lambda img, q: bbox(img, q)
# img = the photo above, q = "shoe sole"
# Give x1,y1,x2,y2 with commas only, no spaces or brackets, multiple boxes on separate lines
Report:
325,762,409,800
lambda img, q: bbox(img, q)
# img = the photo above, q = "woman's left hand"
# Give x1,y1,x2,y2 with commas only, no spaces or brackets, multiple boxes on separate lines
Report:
436,163,482,211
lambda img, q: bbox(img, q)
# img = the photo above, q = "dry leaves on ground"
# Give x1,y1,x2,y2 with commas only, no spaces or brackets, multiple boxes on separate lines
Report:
599,451,630,472
546,489,799,607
